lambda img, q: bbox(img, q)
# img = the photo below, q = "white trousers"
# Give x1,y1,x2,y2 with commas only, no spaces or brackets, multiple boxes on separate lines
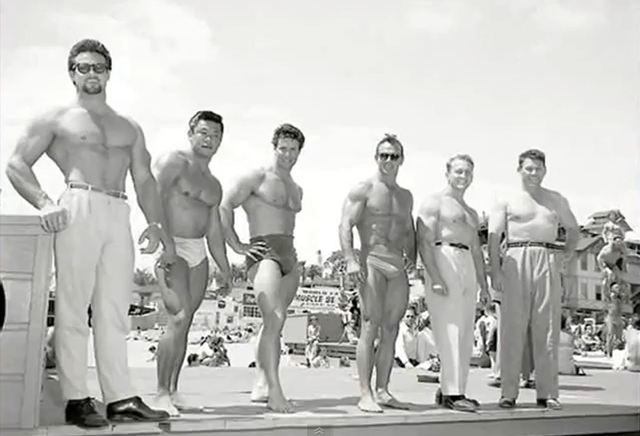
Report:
54,189,134,403
425,246,477,396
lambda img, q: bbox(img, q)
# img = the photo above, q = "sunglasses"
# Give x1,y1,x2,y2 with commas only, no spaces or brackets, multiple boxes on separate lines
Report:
73,63,108,74
378,153,401,161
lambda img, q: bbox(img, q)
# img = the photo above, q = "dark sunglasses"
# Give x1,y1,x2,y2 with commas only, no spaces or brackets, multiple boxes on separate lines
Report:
73,63,108,74
378,152,401,161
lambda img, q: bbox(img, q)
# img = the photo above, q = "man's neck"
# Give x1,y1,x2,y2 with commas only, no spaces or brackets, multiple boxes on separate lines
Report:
521,183,543,197
443,185,465,201
76,92,108,114
187,149,212,170
375,171,397,186
271,163,292,179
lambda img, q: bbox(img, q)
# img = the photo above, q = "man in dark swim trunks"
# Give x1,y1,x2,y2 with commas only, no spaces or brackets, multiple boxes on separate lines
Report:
339,134,416,413
220,123,305,413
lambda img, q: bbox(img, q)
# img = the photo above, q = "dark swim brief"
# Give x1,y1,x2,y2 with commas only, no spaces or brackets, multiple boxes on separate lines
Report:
245,234,298,276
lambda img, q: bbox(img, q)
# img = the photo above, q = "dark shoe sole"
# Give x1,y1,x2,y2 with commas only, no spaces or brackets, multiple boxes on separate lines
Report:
108,414,169,423
66,419,109,428
498,398,516,409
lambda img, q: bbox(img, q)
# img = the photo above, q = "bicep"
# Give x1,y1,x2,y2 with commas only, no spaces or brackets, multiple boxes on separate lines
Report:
488,200,507,235
221,173,259,209
340,193,366,228
154,154,184,192
559,197,578,229
416,199,439,240
12,116,56,166
129,124,153,183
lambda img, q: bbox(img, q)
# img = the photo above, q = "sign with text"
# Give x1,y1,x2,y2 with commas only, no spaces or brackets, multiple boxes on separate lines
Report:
291,286,340,311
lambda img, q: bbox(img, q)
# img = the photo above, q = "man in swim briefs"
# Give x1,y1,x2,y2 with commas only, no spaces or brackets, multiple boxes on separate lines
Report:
151,110,232,415
339,134,416,413
220,123,305,413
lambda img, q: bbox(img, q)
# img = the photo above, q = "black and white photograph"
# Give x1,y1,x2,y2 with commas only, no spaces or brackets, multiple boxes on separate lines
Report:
0,1,639,435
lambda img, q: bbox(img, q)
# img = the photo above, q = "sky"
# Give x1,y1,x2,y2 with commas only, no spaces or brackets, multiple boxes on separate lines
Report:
1,0,639,270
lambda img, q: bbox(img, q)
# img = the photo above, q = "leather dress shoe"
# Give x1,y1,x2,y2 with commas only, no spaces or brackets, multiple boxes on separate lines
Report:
65,397,108,428
442,395,477,412
435,388,443,405
462,395,480,407
498,397,516,409
107,396,170,422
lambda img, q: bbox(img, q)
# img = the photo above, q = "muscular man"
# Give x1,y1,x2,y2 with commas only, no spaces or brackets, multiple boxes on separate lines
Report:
5,39,172,428
416,154,490,412
488,149,578,410
220,123,305,413
339,134,416,413
151,110,232,415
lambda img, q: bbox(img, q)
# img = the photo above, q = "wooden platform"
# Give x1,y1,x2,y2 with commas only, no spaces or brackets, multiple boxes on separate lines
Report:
5,366,639,436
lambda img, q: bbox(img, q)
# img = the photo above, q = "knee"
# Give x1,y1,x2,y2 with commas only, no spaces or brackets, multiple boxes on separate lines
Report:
262,310,286,331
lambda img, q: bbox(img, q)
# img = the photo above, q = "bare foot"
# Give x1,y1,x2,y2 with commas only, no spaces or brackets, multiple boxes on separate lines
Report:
358,396,383,413
171,392,201,411
375,390,410,410
250,383,269,403
266,395,295,413
153,394,180,417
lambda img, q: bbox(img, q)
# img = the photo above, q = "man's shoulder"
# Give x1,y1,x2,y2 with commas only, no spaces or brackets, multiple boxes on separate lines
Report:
237,167,267,188
541,187,568,205
156,150,189,172
347,179,373,200
29,105,69,127
419,193,443,212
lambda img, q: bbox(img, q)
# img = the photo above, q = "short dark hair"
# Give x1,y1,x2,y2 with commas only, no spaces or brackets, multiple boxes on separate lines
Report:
446,154,474,172
518,149,546,168
188,110,224,133
272,123,305,150
68,39,112,71
375,133,404,157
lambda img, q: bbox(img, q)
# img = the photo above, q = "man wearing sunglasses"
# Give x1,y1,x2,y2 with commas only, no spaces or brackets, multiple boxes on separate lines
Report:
220,123,305,413
5,39,173,428
416,154,490,412
339,134,416,413
150,110,232,415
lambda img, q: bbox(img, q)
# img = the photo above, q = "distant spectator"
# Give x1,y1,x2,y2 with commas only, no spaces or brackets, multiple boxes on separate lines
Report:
339,356,351,368
147,345,157,362
579,324,601,352
559,315,584,375
305,315,321,366
311,346,330,368
339,319,359,345
187,353,200,367
624,315,640,372
395,307,421,367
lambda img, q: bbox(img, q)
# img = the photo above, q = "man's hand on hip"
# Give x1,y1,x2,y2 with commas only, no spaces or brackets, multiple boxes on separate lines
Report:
39,203,69,233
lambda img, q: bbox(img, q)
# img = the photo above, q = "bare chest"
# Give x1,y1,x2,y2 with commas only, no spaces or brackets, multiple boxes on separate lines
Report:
254,173,301,212
175,166,220,207
440,199,477,228
507,196,559,225
54,109,136,155
366,184,409,219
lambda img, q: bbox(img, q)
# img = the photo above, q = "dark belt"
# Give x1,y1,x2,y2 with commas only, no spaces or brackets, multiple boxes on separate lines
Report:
435,241,470,251
506,241,563,250
68,182,128,200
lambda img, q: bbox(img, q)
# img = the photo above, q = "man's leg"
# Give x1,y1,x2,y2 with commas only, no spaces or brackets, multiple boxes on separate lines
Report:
459,255,479,398
54,192,103,426
252,260,293,413
153,258,190,415
500,250,530,403
92,232,135,404
531,251,562,403
374,272,410,409
171,259,208,409
356,264,385,413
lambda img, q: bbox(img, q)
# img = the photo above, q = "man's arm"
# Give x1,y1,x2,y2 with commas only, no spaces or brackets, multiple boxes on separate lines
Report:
416,196,448,295
487,198,508,292
470,209,490,305
338,181,369,283
6,109,67,232
152,152,186,238
219,169,263,255
129,120,175,258
403,190,417,267
558,194,579,255
206,184,232,288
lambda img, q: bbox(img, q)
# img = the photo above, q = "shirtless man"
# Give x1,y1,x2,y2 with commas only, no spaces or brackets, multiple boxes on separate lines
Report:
488,149,578,410
220,123,305,413
5,39,172,428
339,134,416,413
151,110,232,415
416,154,490,412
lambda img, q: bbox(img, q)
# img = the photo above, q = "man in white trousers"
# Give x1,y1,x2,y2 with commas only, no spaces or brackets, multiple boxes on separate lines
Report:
417,154,490,412
5,39,173,428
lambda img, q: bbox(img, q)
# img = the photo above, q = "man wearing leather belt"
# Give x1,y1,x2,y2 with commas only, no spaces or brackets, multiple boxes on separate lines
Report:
6,39,173,428
488,149,578,410
417,154,490,412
